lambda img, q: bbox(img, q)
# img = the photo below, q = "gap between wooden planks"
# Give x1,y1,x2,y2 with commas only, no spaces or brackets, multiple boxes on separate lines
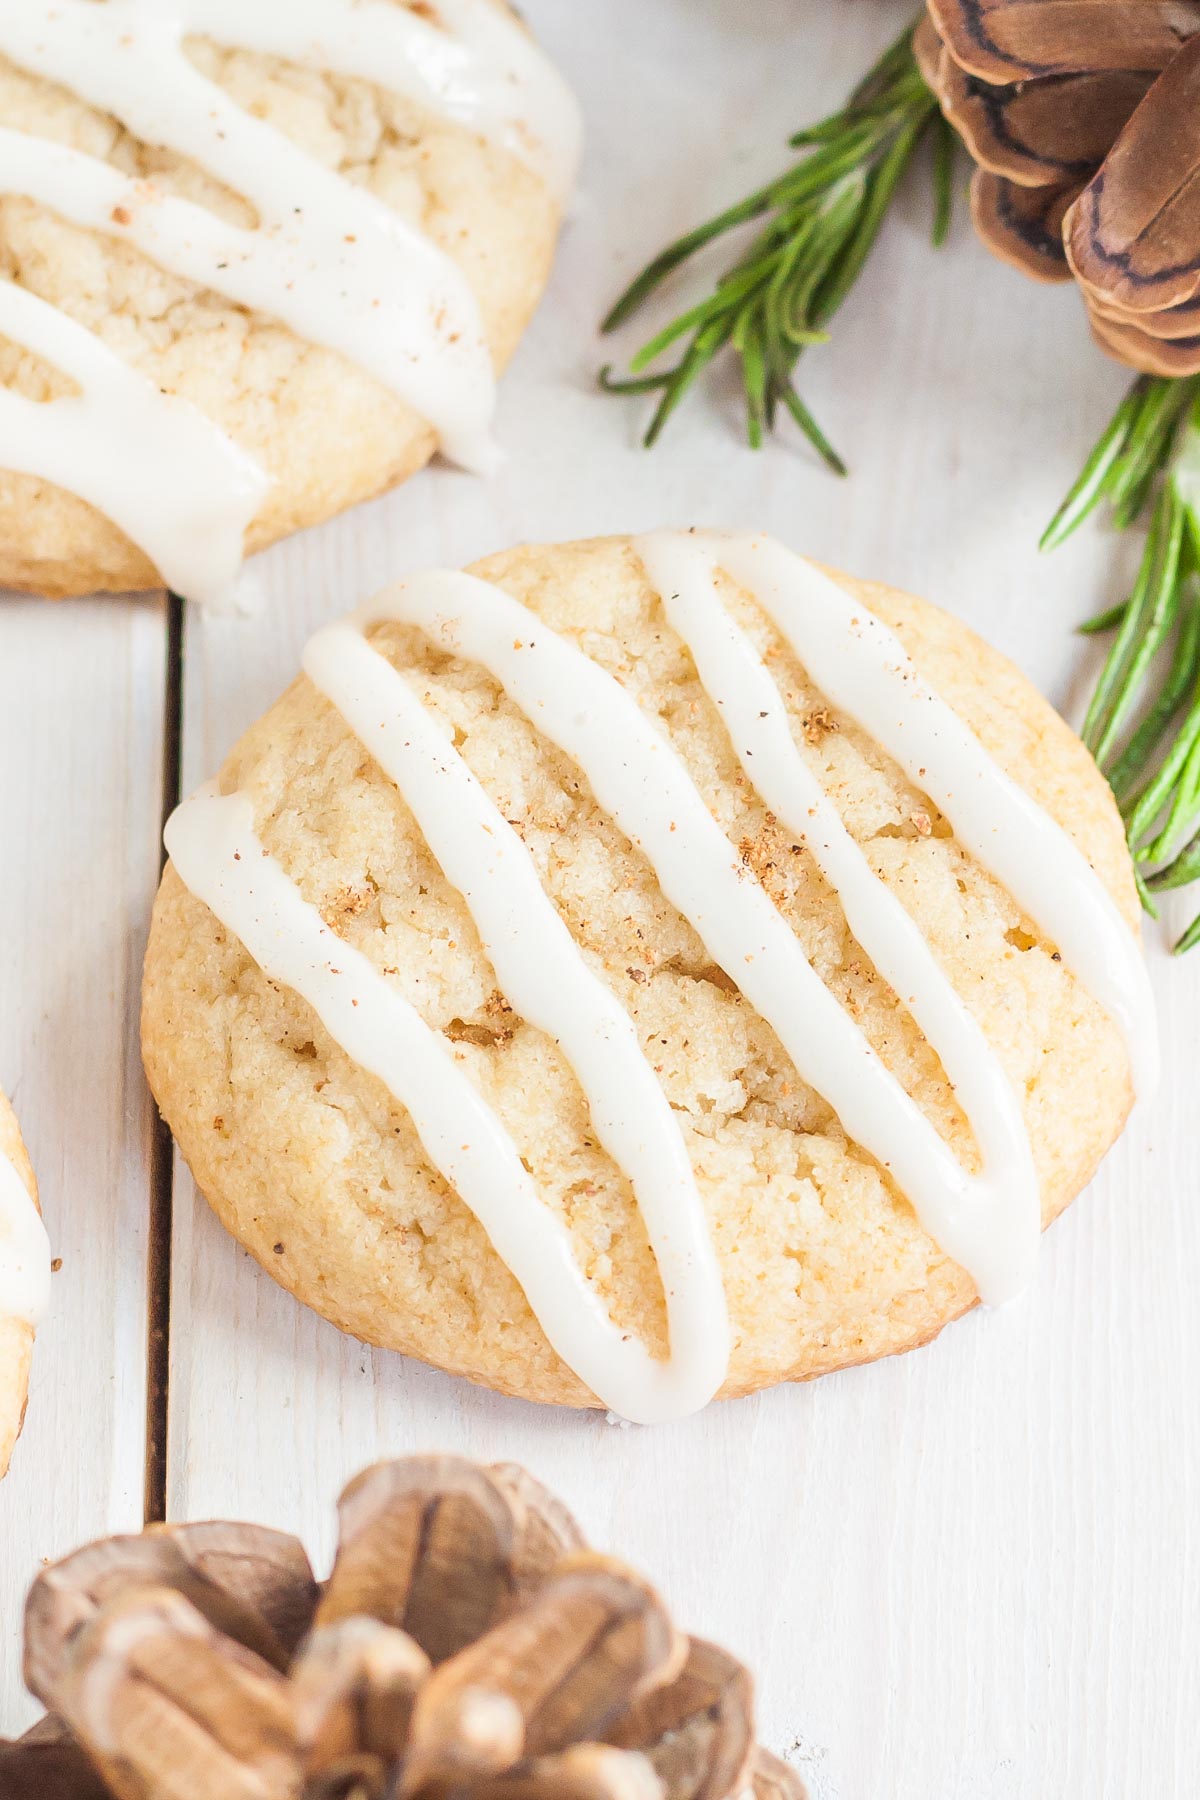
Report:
144,593,184,1525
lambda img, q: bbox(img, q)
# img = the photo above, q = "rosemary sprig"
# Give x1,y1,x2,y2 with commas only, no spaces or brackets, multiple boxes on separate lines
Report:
599,16,952,472
1043,373,1200,950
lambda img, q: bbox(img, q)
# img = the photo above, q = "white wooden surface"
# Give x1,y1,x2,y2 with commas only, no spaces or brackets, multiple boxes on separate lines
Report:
0,596,165,1726
2,2,1197,1792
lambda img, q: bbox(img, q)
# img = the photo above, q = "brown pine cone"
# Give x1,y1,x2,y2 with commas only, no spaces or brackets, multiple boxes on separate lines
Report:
919,1,1200,374
0,1456,806,1800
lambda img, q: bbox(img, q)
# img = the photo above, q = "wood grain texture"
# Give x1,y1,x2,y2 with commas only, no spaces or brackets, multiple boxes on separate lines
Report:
0,0,1187,1791
0,594,165,1732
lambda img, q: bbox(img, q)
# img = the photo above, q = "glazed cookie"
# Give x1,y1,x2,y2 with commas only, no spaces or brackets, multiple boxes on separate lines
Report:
0,1088,50,1476
142,533,1155,1421
0,1,579,606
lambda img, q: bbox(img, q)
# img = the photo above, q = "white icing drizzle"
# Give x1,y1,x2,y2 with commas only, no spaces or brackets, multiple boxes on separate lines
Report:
675,532,1159,1099
0,0,580,601
164,535,1155,1416
165,784,726,1423
0,1145,51,1329
0,278,267,612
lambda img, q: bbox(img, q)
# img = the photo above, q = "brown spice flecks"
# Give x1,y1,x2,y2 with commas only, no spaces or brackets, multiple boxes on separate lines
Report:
323,885,372,927
802,707,839,746
737,833,784,898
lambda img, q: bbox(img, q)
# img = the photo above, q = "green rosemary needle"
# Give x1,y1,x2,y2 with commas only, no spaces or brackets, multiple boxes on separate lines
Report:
1043,373,1200,950
599,16,952,472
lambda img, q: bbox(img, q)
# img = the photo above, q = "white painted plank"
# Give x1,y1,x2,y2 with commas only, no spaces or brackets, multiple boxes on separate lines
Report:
0,594,165,1734
168,4,1198,1796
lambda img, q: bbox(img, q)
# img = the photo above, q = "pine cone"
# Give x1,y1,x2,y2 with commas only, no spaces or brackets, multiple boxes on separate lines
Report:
919,1,1200,374
0,1457,805,1800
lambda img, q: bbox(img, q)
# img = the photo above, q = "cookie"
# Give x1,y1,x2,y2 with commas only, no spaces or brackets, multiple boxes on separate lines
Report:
0,1088,50,1477
142,532,1155,1420
0,1,579,606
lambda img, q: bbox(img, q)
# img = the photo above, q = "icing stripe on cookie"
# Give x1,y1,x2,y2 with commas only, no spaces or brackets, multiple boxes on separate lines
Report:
0,279,267,611
165,784,726,1424
0,1148,51,1329
0,0,580,602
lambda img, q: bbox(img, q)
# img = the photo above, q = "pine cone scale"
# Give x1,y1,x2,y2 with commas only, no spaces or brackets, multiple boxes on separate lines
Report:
403,1559,680,1768
606,1638,753,1800
939,64,1154,186
292,1617,428,1783
480,1743,663,1800
1065,35,1200,313
0,1719,110,1800
60,1589,301,1800
23,1526,318,1710
1087,282,1200,334
1089,307,1200,372
927,0,1200,83
319,1457,579,1666
156,1524,321,1667
972,168,1084,278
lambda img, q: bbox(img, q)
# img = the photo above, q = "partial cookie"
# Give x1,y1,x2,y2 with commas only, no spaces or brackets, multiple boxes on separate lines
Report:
0,1088,49,1477
142,533,1154,1420
0,2,580,605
